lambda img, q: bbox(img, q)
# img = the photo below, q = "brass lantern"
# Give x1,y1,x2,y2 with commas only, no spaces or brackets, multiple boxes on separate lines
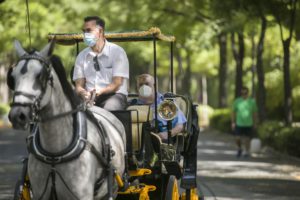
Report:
157,100,178,121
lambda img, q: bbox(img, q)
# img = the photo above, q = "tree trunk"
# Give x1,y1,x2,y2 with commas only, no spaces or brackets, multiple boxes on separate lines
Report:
182,49,191,97
218,32,228,108
276,0,296,125
175,48,183,93
251,35,256,98
256,16,267,123
231,32,245,98
202,75,208,105
283,39,293,125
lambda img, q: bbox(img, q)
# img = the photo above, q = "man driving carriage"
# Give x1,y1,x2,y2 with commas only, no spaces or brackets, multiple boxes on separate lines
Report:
132,74,187,143
73,16,129,110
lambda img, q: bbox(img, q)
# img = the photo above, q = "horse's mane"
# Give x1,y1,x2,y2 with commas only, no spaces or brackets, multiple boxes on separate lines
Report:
50,55,81,109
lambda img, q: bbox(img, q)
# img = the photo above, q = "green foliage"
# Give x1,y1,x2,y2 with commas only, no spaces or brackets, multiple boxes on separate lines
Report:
257,121,284,145
0,0,300,124
0,103,9,116
257,121,300,157
209,108,232,133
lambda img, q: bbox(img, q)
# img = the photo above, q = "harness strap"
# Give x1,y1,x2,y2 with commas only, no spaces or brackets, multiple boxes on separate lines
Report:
50,169,58,200
39,104,85,123
85,110,112,165
37,171,52,200
93,170,107,195
27,108,115,198
37,167,80,200
85,141,108,168
55,168,80,200
27,111,87,165
19,54,51,67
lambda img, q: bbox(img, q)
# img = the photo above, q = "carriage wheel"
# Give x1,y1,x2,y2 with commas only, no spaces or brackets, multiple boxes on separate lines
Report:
181,188,200,200
165,175,179,200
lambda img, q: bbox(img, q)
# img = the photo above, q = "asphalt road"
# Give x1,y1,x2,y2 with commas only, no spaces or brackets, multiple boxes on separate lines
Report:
197,129,300,200
0,128,27,200
1,127,300,199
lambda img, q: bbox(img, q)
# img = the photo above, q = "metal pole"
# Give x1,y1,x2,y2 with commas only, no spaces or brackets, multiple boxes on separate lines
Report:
25,0,32,49
170,42,174,93
153,36,158,131
76,41,79,55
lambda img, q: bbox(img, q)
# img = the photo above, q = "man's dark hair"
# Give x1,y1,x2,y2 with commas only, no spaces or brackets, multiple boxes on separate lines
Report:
84,16,105,29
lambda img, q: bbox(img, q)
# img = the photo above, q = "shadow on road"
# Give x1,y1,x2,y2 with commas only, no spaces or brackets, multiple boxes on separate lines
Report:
197,129,300,200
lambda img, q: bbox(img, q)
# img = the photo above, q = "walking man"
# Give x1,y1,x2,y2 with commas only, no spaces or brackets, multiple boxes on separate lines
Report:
232,86,258,157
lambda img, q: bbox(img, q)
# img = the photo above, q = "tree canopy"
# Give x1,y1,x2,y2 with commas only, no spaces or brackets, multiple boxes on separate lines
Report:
1,0,300,123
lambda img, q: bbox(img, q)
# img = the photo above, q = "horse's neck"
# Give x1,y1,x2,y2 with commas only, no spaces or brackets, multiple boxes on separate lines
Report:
38,73,74,153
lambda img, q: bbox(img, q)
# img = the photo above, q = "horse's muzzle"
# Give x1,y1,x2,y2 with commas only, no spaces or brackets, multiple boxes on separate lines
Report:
8,106,32,130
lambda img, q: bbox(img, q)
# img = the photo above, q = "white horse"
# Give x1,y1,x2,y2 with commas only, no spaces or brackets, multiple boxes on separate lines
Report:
8,40,125,200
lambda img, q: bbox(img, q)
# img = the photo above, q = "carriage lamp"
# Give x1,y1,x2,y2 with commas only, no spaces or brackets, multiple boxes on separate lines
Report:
158,100,178,144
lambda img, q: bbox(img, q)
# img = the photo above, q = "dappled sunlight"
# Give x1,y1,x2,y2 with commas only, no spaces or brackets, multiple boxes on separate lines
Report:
198,148,236,156
197,160,300,181
197,130,300,199
0,140,16,145
198,141,231,147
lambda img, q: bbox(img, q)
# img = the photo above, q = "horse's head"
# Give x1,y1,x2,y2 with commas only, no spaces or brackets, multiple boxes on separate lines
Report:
7,40,55,129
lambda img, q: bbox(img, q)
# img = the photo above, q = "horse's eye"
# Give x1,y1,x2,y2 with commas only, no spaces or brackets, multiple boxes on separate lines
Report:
36,72,47,84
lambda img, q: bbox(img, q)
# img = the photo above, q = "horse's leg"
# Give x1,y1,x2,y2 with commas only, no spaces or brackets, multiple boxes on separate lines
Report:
28,155,53,200
54,151,100,200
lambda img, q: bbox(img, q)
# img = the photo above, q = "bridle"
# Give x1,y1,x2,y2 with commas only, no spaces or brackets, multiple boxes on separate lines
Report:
10,53,54,122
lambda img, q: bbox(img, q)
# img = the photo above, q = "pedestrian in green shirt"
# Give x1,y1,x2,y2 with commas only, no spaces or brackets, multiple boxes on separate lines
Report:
231,87,257,158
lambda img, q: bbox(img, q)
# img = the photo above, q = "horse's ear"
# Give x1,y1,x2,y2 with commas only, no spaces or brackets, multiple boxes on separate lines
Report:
40,39,56,58
14,40,27,57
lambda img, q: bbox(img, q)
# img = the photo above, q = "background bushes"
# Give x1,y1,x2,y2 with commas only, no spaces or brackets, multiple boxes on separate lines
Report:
257,121,300,157
209,108,232,133
209,112,300,158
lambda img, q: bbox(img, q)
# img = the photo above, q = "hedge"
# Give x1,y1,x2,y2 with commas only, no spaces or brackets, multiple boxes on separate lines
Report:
209,108,232,133
210,110,300,158
257,121,300,158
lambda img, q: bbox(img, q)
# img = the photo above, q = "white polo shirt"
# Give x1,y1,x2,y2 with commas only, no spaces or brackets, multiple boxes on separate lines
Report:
73,40,129,95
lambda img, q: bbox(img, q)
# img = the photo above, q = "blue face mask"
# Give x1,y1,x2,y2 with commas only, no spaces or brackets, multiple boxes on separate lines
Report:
83,33,98,47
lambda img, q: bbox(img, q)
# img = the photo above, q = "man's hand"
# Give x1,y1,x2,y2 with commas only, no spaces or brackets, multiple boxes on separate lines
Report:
95,77,123,96
231,122,236,131
253,122,257,129
96,88,104,97
81,90,91,101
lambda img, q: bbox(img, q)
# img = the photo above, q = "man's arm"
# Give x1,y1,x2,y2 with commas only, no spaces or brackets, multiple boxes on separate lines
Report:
75,78,91,101
171,124,184,137
96,76,123,96
158,123,184,140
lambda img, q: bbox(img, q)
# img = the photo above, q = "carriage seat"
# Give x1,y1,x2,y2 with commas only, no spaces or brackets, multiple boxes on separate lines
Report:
126,105,153,152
